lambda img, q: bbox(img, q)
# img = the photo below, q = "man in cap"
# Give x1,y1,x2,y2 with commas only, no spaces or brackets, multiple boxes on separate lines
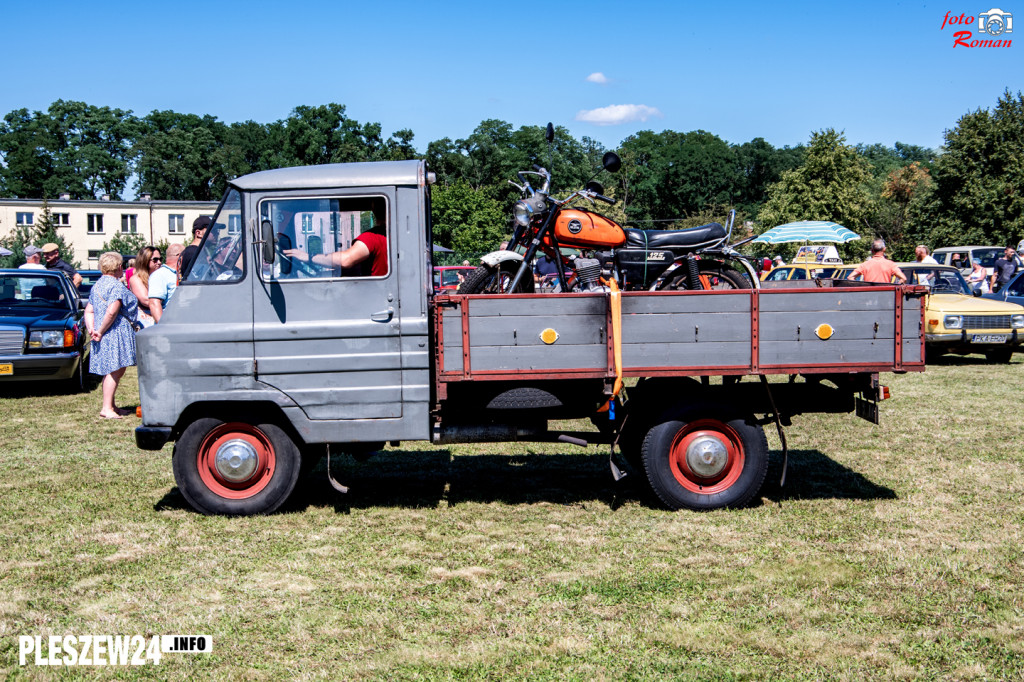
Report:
41,242,82,288
179,215,212,279
18,245,48,293
19,245,46,270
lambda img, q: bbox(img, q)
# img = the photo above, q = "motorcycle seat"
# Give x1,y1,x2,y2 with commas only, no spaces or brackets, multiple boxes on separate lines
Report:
625,222,726,249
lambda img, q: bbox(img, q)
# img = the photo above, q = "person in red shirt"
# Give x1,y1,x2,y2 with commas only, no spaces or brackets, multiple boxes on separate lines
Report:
283,209,388,277
852,239,907,284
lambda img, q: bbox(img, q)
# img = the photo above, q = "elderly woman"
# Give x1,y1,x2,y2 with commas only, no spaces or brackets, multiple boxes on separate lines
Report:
85,251,139,419
968,261,989,294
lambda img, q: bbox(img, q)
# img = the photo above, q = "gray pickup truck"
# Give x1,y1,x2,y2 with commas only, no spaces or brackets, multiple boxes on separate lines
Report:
135,160,925,515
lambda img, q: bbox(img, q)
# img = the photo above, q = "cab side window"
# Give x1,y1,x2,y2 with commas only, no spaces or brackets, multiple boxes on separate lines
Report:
261,196,389,281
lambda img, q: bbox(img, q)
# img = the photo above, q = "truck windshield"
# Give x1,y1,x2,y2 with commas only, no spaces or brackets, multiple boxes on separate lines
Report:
185,189,244,283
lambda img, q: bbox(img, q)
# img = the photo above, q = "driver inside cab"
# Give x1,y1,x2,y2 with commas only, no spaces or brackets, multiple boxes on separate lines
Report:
282,199,388,277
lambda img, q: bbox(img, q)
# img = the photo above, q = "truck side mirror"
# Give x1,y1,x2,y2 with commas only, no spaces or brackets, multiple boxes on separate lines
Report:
261,220,276,264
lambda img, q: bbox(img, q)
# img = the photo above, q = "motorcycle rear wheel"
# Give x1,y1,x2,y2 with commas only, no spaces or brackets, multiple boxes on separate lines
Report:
667,264,750,291
457,263,536,294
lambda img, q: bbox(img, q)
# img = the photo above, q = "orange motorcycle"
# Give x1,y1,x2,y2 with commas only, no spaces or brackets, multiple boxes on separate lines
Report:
459,132,756,295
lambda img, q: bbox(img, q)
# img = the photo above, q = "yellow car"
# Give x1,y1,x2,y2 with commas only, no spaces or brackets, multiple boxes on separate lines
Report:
760,264,835,282
898,264,1024,363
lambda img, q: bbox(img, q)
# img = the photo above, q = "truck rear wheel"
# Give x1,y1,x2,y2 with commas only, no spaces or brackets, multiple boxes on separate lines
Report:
641,410,768,511
173,418,301,515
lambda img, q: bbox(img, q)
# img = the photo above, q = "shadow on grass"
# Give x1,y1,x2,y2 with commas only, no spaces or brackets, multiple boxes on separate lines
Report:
759,449,897,504
928,353,1016,366
288,450,646,512
153,448,896,514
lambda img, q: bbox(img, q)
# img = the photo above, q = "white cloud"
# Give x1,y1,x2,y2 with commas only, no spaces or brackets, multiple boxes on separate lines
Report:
575,104,663,126
585,72,609,85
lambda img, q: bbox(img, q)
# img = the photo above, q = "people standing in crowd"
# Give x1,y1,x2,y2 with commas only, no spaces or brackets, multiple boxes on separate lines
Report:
990,246,1019,293
852,239,907,284
149,244,184,323
178,216,211,278
914,245,939,264
124,258,136,285
128,246,160,328
967,261,989,294
534,253,563,284
84,252,138,420
41,242,82,288
773,255,785,268
18,245,47,292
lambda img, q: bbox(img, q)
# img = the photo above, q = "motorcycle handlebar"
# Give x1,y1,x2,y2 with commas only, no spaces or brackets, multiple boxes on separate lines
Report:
594,193,616,205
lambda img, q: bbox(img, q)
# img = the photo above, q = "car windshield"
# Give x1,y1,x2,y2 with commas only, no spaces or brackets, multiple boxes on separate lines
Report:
185,189,244,283
0,273,70,309
902,267,972,295
972,248,1003,268
440,269,467,286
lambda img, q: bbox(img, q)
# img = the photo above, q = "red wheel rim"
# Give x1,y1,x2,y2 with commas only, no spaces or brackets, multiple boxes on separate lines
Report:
668,419,745,495
196,422,276,499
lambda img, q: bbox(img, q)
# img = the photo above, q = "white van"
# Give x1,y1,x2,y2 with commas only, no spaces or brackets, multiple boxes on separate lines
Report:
932,246,1005,276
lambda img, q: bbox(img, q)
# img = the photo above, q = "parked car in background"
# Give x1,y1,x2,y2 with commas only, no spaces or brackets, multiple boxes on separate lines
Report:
932,246,1005,277
983,270,1024,307
0,269,91,390
761,264,834,282
433,265,476,292
77,269,103,297
898,264,1024,363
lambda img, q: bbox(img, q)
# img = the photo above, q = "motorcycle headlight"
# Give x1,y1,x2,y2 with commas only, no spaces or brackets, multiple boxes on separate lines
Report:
943,315,963,329
513,200,532,227
1012,314,1024,329
29,330,65,348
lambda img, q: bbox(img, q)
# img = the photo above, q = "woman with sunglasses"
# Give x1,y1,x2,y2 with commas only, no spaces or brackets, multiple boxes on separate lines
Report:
128,246,160,328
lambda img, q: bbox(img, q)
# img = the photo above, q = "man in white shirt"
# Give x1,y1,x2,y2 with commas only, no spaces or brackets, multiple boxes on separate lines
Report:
914,245,939,264
18,245,47,294
149,243,184,323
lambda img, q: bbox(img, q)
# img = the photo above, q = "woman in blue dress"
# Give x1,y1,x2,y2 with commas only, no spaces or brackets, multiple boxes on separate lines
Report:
85,251,139,419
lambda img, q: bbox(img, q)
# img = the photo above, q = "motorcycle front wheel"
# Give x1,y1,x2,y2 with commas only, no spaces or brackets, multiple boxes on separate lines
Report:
457,263,536,294
666,264,750,291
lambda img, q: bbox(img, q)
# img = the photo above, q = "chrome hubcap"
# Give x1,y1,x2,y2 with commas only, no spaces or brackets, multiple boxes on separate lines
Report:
685,435,729,478
214,439,259,482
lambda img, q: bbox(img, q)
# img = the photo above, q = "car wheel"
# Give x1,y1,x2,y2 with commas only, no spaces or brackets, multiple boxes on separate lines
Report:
984,348,1014,363
641,409,768,511
173,418,302,515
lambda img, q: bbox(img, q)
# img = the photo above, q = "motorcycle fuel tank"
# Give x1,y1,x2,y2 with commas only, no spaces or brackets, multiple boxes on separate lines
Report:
554,209,627,248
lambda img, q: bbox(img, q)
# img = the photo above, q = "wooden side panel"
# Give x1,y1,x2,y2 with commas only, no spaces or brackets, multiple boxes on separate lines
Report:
902,297,924,364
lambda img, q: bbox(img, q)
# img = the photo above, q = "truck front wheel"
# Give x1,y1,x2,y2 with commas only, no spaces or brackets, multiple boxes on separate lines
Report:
641,411,768,511
173,418,301,515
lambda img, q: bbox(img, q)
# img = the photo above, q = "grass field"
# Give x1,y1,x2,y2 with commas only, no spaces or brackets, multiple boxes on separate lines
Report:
1,359,1023,680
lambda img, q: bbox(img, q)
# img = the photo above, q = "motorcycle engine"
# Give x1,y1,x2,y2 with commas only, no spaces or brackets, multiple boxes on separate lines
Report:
574,257,609,292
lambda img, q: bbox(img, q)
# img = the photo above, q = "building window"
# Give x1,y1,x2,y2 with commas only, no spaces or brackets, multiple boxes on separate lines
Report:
53,213,70,227
121,214,138,234
87,214,104,234
228,214,242,234
87,249,102,262
16,212,34,226
168,214,185,234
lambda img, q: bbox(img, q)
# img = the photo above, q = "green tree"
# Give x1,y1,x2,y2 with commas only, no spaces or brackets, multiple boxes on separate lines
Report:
0,196,77,267
102,232,149,257
430,181,506,257
758,129,874,233
733,138,805,216
914,90,1024,248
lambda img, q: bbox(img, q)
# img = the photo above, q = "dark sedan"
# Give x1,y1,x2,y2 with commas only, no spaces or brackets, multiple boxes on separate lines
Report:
983,270,1024,307
0,269,91,391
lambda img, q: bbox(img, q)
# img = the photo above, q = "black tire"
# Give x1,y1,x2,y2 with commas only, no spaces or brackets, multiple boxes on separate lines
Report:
64,355,86,393
457,263,535,294
667,264,750,291
173,417,302,515
985,348,1014,363
641,409,768,511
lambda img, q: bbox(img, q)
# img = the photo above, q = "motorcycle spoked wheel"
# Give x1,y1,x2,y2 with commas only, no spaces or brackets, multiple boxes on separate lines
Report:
665,264,750,291
457,263,536,294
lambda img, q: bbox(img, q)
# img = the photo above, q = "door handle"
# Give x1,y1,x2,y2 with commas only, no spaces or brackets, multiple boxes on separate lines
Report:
370,307,394,322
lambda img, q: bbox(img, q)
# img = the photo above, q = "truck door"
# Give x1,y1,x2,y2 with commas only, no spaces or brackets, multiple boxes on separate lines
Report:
251,190,403,420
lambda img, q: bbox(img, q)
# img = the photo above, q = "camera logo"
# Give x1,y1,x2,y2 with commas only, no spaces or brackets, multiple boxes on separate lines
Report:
979,8,1013,35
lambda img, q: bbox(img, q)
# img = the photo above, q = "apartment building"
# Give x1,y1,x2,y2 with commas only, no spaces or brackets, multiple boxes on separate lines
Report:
0,194,219,265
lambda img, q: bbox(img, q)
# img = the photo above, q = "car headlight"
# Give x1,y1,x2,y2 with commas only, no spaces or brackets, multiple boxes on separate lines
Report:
943,315,963,329
1012,314,1024,329
513,200,533,227
29,330,65,348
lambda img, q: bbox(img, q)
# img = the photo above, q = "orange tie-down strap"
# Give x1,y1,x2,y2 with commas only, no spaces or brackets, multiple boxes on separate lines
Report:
597,278,623,414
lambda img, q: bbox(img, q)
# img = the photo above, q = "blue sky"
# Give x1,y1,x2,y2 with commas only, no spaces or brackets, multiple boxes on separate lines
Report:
2,0,1021,153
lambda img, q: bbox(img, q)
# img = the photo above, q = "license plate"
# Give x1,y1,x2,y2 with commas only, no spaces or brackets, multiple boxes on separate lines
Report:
0,363,11,375
971,334,1008,343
